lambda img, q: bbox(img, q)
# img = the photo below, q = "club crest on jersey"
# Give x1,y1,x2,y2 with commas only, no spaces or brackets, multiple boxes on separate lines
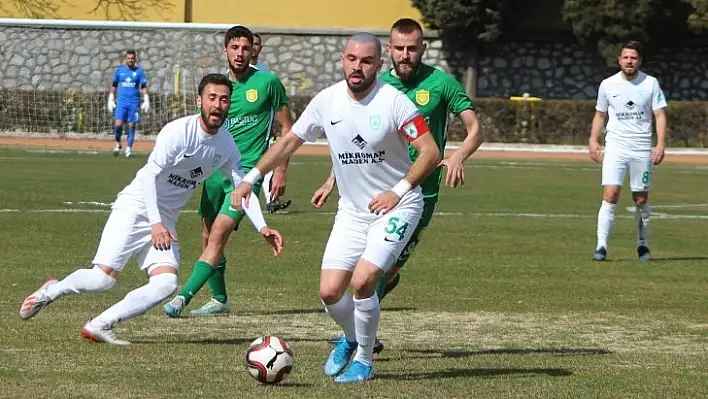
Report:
369,115,381,130
415,89,430,106
245,89,258,103
212,154,222,167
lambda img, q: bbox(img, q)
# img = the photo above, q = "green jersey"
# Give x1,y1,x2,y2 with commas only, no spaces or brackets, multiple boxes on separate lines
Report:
379,64,474,198
224,68,289,168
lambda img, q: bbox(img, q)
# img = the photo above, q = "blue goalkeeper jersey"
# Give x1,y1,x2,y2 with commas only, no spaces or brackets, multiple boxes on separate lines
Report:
113,65,148,106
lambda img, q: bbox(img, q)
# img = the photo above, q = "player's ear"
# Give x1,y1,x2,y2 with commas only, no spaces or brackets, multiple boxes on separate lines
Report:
376,58,383,73
386,42,392,54
196,95,202,107
339,53,345,69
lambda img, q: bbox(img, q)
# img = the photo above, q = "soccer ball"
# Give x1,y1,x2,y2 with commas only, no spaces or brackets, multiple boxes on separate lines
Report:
245,336,294,384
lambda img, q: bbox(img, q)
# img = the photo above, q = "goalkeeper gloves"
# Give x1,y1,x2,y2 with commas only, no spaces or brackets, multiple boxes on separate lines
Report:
141,94,150,113
107,93,116,112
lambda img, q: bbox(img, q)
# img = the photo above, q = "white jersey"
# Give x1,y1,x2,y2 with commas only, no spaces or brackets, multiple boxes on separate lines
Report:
292,80,429,215
596,71,667,151
113,114,243,225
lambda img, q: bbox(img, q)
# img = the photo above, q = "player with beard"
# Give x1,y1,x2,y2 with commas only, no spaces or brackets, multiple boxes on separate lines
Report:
163,26,291,317
229,32,439,382
19,74,282,345
311,18,484,354
589,41,667,261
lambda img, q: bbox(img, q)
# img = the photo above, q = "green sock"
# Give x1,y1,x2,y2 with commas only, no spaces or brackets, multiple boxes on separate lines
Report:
178,260,216,305
208,256,228,304
375,275,388,301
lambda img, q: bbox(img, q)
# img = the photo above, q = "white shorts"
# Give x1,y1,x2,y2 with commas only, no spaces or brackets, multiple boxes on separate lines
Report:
92,207,180,272
321,198,423,272
602,149,653,192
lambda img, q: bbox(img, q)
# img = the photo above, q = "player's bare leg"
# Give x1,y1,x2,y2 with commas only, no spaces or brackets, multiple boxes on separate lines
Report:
83,265,177,345
594,185,621,261
113,120,124,155
632,191,651,261
20,264,118,321
164,214,235,317
333,259,383,383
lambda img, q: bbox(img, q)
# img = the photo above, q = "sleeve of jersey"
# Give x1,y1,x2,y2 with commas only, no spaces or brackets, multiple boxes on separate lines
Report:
652,80,667,110
443,75,475,115
140,70,149,88
112,68,119,85
222,150,267,232
138,129,177,224
595,81,608,112
399,112,430,142
291,95,324,143
268,78,290,108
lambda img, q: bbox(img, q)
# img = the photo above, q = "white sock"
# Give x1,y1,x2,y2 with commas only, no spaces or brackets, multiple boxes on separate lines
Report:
263,171,273,202
353,294,380,367
634,202,651,247
92,273,177,328
597,200,616,250
45,266,116,301
323,293,356,343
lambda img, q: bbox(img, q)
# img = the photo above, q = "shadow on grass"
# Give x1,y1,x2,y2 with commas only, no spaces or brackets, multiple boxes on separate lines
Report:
133,336,331,345
376,367,572,380
236,306,415,316
607,256,708,262
407,347,612,358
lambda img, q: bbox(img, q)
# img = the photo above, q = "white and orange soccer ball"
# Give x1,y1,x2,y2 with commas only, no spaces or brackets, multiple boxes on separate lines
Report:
245,336,294,384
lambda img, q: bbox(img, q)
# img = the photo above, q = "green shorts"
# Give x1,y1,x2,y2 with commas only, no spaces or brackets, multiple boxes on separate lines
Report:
394,196,437,268
197,168,263,225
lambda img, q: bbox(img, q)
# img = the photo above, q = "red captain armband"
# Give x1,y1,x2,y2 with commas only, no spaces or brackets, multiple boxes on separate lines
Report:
399,113,430,143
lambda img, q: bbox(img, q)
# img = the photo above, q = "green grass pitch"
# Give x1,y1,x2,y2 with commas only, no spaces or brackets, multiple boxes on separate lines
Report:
0,147,706,398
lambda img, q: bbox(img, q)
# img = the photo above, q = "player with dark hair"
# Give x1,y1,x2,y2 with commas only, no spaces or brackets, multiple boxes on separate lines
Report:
108,50,149,158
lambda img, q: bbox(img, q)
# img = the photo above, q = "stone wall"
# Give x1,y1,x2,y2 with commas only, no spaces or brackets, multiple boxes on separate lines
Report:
1,25,707,100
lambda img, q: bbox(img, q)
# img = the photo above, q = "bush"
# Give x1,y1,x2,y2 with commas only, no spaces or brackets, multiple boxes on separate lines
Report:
2,89,706,148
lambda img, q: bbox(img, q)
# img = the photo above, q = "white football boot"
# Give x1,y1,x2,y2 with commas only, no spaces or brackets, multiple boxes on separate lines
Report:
19,278,57,320
81,320,131,346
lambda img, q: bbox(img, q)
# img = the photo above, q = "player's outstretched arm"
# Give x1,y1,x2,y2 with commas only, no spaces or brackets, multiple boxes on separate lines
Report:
441,109,484,188
230,131,305,212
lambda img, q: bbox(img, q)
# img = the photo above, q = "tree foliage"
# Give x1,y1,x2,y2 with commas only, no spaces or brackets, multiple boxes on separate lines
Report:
411,0,513,53
562,0,660,65
685,0,708,32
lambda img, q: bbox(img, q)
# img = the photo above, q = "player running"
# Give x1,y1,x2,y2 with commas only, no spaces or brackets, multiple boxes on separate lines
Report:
19,74,282,345
230,32,440,383
108,50,150,158
589,41,667,261
162,26,292,317
312,18,483,353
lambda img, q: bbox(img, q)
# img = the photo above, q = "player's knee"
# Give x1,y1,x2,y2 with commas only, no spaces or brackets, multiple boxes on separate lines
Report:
602,188,620,204
92,265,118,290
148,272,178,299
319,284,347,305
632,193,648,205
350,272,379,299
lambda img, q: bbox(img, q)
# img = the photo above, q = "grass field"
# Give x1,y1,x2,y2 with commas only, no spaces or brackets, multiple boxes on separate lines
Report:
1,147,706,399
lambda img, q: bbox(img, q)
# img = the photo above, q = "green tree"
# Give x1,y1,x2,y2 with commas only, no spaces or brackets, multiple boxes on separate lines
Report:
562,0,659,66
411,0,514,97
685,0,708,32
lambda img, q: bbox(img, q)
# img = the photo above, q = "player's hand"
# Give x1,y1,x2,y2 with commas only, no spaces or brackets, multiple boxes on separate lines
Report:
652,144,665,165
588,139,604,163
259,227,284,256
440,157,465,188
269,169,287,200
107,97,116,112
311,182,334,208
369,191,401,215
230,182,253,212
151,222,178,251
141,95,150,113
